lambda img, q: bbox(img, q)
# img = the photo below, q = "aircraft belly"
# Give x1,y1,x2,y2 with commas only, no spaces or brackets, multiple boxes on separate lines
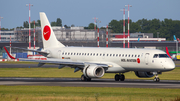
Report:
105,67,127,73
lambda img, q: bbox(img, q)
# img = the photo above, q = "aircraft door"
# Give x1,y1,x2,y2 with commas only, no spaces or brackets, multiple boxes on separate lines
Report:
58,50,61,59
145,53,149,65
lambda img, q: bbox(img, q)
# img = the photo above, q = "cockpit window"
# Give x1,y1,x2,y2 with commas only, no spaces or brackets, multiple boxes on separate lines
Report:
153,54,158,58
153,54,169,58
159,54,169,58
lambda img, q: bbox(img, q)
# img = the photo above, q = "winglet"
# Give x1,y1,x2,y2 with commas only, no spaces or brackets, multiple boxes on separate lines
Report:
166,47,172,59
3,46,16,59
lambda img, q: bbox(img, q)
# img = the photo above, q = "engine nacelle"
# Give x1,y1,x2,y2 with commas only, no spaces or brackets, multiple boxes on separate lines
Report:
135,71,154,78
83,65,105,78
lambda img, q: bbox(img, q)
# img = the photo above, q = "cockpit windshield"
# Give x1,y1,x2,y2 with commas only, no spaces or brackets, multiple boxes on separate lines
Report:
153,54,169,58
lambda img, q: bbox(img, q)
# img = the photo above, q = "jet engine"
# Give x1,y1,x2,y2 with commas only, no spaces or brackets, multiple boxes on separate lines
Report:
83,65,105,78
135,71,154,78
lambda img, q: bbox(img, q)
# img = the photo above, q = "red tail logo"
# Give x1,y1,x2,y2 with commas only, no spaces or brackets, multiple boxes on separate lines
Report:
43,25,51,41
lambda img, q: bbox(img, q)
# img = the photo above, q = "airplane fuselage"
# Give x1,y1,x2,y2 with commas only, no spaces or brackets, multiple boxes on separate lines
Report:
45,47,175,73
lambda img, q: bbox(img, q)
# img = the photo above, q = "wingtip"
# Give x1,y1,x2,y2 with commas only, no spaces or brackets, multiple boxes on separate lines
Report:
3,46,16,59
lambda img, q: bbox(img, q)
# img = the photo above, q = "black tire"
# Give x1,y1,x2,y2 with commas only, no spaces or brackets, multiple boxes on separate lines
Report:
87,78,91,81
120,75,125,81
81,75,87,81
156,78,160,82
115,74,120,81
154,77,160,82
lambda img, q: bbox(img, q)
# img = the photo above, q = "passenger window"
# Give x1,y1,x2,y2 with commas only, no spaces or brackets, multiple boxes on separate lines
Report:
79,53,81,55
129,54,130,57
93,53,95,56
116,54,118,57
110,54,112,56
62,52,64,55
71,53,73,55
90,53,92,56
65,52,67,55
132,55,133,57
122,54,124,57
103,54,105,56
107,54,109,56
119,54,121,57
74,53,76,55
77,53,78,55
82,53,84,55
68,53,70,55
84,53,86,55
113,54,115,57
125,54,127,57
100,54,102,56
138,55,140,57
97,53,98,56
135,55,136,57
87,53,89,56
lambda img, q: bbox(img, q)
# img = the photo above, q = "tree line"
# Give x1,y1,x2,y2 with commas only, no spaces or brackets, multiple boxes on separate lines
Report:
1,18,180,40
108,18,180,40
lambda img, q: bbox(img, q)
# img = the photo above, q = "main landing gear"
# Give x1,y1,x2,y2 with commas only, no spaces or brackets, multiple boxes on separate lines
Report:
114,73,125,81
81,74,91,81
153,74,160,82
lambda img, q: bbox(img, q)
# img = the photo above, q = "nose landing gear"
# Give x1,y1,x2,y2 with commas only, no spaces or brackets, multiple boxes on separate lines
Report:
154,74,160,82
153,72,161,82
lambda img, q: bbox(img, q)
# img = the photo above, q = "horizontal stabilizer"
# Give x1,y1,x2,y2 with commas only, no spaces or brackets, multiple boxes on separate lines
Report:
4,46,49,57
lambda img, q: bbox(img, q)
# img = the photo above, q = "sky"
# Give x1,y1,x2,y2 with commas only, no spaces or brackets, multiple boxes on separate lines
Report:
0,0,180,29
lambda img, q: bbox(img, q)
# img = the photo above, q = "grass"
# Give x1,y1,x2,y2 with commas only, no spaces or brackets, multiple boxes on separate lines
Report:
0,85,180,101
0,65,180,80
0,62,180,101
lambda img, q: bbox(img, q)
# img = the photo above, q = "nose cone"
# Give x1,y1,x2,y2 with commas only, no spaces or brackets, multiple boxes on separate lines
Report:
166,59,175,71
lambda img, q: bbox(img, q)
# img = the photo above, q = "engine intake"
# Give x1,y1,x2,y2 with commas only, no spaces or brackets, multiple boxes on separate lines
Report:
135,71,154,78
83,65,105,78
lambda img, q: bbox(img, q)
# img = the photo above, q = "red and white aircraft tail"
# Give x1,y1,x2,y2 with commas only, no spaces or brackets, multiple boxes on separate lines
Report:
40,12,65,49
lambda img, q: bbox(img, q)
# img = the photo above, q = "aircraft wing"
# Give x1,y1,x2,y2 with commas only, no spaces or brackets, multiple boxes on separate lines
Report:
4,46,108,70
18,58,109,69
4,46,49,57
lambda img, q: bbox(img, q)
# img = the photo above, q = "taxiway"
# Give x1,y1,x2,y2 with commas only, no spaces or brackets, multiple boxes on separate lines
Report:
0,77,180,88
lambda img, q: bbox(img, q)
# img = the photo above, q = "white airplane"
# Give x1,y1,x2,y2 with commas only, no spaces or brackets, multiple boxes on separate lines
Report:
4,12,175,82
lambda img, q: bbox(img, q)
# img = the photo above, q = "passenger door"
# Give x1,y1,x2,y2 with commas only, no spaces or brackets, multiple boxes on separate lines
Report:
145,53,149,65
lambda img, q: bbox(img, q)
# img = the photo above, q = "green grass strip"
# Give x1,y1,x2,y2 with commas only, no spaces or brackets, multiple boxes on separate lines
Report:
0,67,180,80
0,85,180,101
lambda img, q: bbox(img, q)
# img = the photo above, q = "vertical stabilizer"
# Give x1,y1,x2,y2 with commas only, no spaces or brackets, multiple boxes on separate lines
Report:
40,12,65,49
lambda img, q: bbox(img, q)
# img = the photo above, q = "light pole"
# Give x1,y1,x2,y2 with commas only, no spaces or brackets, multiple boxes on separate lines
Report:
26,3,33,49
106,25,109,47
0,16,3,41
125,4,132,48
97,20,101,47
92,17,98,31
93,17,100,47
120,8,127,48
34,20,35,50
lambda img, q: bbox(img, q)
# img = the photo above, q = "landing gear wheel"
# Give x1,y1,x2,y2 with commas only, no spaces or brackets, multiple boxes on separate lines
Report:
114,74,125,81
154,77,160,82
87,78,91,81
119,74,125,81
153,74,160,82
115,74,120,81
81,75,87,81
81,75,91,81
